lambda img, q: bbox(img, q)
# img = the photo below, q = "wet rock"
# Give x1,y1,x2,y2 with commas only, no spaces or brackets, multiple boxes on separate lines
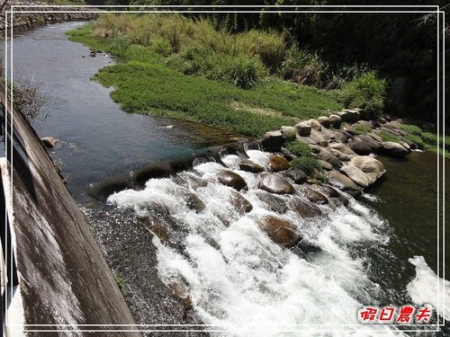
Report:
261,130,284,152
239,159,264,173
400,141,411,151
89,50,96,57
355,135,380,153
269,155,290,172
255,191,288,214
327,170,361,196
229,189,253,214
41,136,58,148
179,190,206,213
217,170,247,191
259,215,302,248
282,169,308,184
288,197,322,218
328,114,342,128
340,165,371,187
380,142,409,157
280,126,296,142
317,151,343,169
349,140,372,155
317,185,341,198
318,160,333,171
259,173,295,195
349,156,385,182
295,122,312,137
298,186,329,204
169,279,193,310
318,116,331,127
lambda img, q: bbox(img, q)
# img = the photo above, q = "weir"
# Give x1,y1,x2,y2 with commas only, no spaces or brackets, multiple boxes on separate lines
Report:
0,82,141,335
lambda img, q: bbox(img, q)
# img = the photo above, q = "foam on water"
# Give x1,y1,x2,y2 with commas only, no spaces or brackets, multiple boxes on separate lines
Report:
107,156,405,336
407,256,450,321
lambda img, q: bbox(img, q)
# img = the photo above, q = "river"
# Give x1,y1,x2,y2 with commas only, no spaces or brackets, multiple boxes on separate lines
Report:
2,22,449,336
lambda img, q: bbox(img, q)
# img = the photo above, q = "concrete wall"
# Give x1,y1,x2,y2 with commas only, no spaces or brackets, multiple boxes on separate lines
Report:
1,83,142,336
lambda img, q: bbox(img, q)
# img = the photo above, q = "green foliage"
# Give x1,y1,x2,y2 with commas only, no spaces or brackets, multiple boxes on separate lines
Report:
285,141,313,157
400,124,423,136
340,71,386,118
114,272,125,289
377,131,400,143
354,124,372,135
290,157,321,177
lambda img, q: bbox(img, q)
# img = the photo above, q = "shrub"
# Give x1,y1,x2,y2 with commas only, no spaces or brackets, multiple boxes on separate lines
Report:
341,71,386,118
377,131,400,143
8,79,47,121
285,141,313,157
290,157,321,176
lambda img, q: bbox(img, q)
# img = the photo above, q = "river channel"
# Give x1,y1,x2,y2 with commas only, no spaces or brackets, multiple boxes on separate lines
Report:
2,21,449,336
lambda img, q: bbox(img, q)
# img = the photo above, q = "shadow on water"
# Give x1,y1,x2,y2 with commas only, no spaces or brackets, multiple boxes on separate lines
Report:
361,151,449,306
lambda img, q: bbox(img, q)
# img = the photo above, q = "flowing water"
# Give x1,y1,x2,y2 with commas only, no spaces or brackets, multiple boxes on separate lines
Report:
2,22,449,336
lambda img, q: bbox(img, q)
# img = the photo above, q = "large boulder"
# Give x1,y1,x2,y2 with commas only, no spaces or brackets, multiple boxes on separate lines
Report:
259,215,302,248
259,173,295,195
178,190,206,213
288,197,322,218
340,165,371,187
380,142,409,157
368,132,383,143
327,170,361,196
341,124,358,136
331,131,349,143
349,140,372,155
261,131,283,152
349,156,386,183
318,159,333,171
355,135,381,153
217,170,247,191
269,155,291,172
239,160,264,173
306,119,322,131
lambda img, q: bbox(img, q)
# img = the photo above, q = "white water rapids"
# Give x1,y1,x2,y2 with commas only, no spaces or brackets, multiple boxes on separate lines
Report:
107,147,408,336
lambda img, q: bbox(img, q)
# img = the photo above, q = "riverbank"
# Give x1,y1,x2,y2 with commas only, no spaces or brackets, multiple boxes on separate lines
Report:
0,1,97,32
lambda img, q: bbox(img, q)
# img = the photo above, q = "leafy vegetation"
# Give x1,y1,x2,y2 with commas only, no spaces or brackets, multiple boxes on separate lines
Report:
290,157,321,176
67,23,342,137
285,141,313,157
354,124,372,135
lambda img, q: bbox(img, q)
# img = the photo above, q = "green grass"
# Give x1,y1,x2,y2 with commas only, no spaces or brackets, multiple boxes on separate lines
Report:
67,24,342,137
285,141,313,157
354,124,372,135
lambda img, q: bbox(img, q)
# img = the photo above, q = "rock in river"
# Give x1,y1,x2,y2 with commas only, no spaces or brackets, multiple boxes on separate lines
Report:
327,170,361,197
239,159,264,173
269,155,290,172
259,172,295,195
259,215,302,248
217,170,247,191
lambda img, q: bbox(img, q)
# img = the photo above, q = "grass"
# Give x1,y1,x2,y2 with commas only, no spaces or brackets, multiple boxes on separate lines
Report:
285,141,313,157
354,124,372,135
67,23,342,137
290,157,321,176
